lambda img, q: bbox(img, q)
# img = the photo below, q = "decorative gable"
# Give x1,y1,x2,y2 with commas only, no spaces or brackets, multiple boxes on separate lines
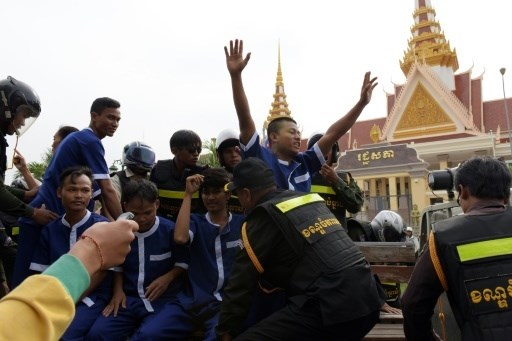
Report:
394,82,455,139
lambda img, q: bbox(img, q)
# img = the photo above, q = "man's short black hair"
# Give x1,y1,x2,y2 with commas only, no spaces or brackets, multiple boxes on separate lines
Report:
266,117,297,138
121,179,158,204
455,156,511,200
59,166,93,186
90,97,121,114
170,129,202,149
56,125,79,140
201,167,232,191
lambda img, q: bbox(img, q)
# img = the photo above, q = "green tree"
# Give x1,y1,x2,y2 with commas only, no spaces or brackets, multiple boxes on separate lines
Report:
200,138,220,167
14,148,52,181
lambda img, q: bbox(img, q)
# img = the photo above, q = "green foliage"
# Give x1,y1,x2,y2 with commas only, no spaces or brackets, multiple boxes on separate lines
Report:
14,148,52,181
200,138,220,167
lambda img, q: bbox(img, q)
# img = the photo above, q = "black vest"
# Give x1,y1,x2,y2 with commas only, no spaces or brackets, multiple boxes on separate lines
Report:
434,207,512,340
149,159,207,221
254,191,382,323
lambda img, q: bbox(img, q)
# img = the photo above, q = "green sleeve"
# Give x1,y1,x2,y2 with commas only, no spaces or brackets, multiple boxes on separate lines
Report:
0,182,33,217
43,254,91,302
333,174,364,214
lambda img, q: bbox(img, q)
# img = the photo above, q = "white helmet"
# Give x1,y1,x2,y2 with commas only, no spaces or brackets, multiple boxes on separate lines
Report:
216,129,239,151
370,210,406,242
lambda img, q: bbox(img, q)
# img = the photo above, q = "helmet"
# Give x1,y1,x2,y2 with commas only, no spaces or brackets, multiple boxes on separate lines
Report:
216,129,239,151
122,141,156,172
370,210,406,242
0,76,41,136
11,178,28,190
306,132,339,162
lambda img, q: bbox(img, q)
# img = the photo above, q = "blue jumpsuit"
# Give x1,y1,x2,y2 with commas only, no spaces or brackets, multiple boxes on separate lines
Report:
153,212,244,341
87,216,188,340
29,211,110,340
14,128,110,287
241,131,324,192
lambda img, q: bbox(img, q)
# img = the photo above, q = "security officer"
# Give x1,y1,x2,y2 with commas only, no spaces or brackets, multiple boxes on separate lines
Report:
0,77,57,226
216,157,383,340
402,156,512,340
111,141,156,201
150,130,208,221
307,133,363,229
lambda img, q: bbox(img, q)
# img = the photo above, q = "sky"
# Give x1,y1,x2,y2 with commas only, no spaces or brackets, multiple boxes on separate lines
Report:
1,0,511,183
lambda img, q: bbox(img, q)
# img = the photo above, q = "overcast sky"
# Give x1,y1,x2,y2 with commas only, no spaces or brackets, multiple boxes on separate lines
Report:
2,1,511,183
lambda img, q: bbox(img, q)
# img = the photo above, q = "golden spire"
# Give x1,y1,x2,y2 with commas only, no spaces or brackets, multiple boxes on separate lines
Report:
400,0,459,76
263,42,292,132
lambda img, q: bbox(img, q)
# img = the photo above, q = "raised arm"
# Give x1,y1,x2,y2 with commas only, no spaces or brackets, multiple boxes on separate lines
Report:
13,149,40,190
317,72,378,155
174,174,203,244
97,179,123,220
224,39,255,145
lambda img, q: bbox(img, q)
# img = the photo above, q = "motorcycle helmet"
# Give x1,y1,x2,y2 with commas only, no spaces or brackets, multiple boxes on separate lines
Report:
122,141,156,173
370,210,406,242
216,129,239,152
307,132,339,162
0,76,41,136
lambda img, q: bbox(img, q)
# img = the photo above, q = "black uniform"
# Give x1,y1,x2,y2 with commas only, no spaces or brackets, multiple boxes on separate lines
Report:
149,159,207,221
218,190,383,340
402,203,512,340
434,206,512,340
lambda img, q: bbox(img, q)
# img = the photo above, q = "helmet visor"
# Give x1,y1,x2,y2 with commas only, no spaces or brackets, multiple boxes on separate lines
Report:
125,146,156,170
14,107,39,136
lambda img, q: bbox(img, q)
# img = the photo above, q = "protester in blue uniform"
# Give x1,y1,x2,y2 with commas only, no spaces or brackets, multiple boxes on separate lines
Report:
151,168,244,340
29,166,110,340
87,179,187,340
224,39,377,192
13,97,123,287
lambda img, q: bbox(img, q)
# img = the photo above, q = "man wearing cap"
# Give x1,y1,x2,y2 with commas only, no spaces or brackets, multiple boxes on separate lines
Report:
215,129,244,214
307,132,363,230
405,226,420,254
216,157,383,340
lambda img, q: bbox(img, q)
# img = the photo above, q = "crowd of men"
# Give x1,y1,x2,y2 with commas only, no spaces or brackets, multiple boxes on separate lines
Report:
0,38,511,340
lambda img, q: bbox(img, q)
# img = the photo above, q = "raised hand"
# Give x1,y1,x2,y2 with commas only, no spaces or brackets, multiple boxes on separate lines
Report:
185,174,204,194
359,72,378,106
224,39,251,75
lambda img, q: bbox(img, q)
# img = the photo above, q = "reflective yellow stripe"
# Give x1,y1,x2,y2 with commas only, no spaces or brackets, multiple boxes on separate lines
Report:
158,189,199,199
310,185,336,195
275,193,324,213
241,222,264,274
429,232,448,291
457,237,512,262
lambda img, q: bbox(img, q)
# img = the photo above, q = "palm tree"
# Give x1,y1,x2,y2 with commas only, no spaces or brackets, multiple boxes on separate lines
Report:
200,138,220,167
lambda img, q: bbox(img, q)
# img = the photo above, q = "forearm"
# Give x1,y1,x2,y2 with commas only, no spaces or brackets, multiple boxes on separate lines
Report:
230,73,255,144
174,193,192,244
320,101,367,153
101,186,123,219
20,168,40,190
1,184,33,217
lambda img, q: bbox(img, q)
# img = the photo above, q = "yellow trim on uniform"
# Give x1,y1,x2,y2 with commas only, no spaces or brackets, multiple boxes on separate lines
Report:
11,226,19,236
429,232,448,291
158,189,199,199
456,237,512,262
310,185,336,195
241,222,264,274
275,193,324,213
